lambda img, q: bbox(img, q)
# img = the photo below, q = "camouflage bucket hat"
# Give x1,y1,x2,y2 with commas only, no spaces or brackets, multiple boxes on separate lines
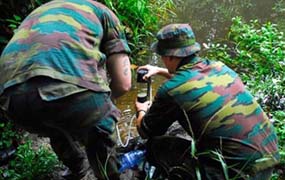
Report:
151,24,201,57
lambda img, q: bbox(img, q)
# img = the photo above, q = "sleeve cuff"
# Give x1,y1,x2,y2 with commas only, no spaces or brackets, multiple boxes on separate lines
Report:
103,39,131,56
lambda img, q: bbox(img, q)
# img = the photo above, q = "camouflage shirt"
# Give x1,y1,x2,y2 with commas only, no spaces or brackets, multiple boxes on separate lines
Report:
140,56,280,173
0,0,130,96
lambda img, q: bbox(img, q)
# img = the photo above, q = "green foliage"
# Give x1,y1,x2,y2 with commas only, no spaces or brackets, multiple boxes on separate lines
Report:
1,141,59,180
5,15,22,30
229,17,284,73
0,121,21,149
272,111,285,148
1,116,59,179
271,110,285,180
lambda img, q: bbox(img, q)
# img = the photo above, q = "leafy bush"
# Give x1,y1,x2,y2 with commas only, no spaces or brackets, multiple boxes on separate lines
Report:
1,116,59,179
0,121,21,149
0,141,60,180
271,110,285,179
272,111,285,152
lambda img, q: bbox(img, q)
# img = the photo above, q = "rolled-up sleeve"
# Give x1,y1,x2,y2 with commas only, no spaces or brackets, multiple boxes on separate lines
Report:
100,8,131,56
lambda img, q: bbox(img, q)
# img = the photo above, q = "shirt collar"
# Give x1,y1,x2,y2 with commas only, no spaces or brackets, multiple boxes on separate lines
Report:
176,54,201,70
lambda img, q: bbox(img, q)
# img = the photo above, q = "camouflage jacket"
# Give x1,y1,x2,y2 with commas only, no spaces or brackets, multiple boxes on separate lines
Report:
140,56,280,173
0,0,130,95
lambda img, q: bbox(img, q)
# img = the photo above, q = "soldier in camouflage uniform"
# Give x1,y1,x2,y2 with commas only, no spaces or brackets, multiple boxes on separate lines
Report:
135,24,279,179
0,0,132,179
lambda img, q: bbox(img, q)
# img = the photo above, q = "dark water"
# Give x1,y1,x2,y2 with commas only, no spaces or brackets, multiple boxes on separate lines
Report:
115,0,285,142
172,0,284,44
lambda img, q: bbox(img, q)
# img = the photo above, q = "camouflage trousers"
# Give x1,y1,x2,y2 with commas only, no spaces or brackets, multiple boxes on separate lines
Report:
146,136,274,180
1,81,121,180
